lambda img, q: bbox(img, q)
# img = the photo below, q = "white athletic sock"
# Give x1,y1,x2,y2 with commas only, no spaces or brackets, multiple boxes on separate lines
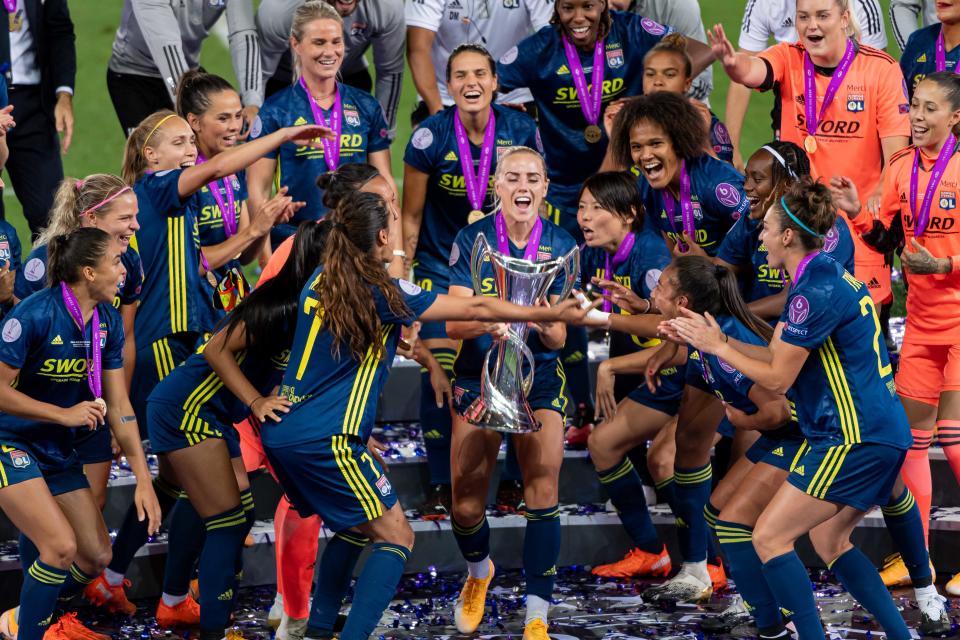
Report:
103,568,125,587
467,557,490,579
524,595,549,625
161,592,187,607
684,560,710,583
915,584,938,600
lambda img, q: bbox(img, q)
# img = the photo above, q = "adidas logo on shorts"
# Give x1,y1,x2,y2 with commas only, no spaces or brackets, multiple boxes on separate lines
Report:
772,447,784,457
794,465,805,477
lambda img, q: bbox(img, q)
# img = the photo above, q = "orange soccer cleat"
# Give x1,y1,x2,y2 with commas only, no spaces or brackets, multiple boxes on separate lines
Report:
708,561,728,591
591,546,672,578
155,596,201,628
44,613,110,640
84,574,137,616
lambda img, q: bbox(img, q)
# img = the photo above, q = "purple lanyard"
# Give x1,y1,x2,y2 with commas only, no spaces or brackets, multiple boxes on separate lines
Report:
196,153,237,238
2,1,14,13
495,212,543,262
661,160,695,248
936,30,958,73
602,232,635,313
910,136,957,237
803,40,857,138
561,34,605,127
453,109,496,212
60,282,102,400
792,251,820,287
298,77,342,170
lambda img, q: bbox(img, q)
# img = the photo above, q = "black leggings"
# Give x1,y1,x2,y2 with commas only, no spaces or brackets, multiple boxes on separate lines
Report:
107,69,174,137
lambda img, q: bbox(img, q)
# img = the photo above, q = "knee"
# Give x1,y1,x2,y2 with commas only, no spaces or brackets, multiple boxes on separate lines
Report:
523,476,559,510
751,518,787,563
808,528,850,565
646,452,673,483
451,498,485,526
38,535,77,570
380,519,415,552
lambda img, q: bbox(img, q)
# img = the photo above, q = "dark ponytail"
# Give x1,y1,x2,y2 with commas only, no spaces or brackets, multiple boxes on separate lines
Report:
221,220,331,359
316,190,409,361
672,256,773,342
47,228,113,287
775,177,836,251
316,163,381,209
175,69,237,120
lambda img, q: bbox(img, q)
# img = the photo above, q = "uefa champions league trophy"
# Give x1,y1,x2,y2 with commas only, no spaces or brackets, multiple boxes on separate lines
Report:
462,233,579,433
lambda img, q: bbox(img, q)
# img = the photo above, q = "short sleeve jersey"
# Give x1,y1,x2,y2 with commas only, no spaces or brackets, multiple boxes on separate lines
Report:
710,113,734,165
264,271,437,447
0,220,21,322
759,41,911,266
497,12,668,186
0,289,124,465
685,314,766,414
448,215,579,379
15,244,144,310
639,154,749,256
132,170,205,345
403,105,542,285
718,213,855,302
877,145,960,345
251,82,391,222
778,253,910,449
900,24,957,99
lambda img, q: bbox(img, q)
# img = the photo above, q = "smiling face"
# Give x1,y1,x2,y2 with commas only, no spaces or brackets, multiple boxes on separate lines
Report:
81,191,140,250
642,50,692,96
556,0,605,47
759,206,790,269
649,265,685,320
744,150,779,221
910,79,960,151
85,239,127,304
630,119,680,190
495,151,548,225
145,117,197,171
936,0,960,24
795,0,850,60
325,0,358,17
577,187,634,250
292,18,345,83
188,89,243,157
448,51,497,116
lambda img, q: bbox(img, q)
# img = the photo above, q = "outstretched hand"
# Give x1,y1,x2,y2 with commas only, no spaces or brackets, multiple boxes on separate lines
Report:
667,307,726,355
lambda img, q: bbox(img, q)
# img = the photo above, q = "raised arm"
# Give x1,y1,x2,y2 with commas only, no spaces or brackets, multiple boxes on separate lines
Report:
707,24,769,89
407,27,444,116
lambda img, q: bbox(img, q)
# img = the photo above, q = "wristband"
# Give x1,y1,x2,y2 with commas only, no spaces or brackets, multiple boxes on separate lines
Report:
641,298,652,314
392,249,406,258
587,309,611,323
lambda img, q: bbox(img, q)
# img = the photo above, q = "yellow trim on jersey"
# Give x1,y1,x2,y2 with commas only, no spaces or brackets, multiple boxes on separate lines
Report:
0,459,7,488
152,338,176,380
167,217,188,333
806,444,853,499
555,360,568,414
789,440,809,472
818,338,860,444
331,434,382,521
341,326,393,436
295,313,323,381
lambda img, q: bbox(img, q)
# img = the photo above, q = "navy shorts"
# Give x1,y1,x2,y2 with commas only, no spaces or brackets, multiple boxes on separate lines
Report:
787,443,905,511
265,434,397,532
0,444,87,496
626,365,686,417
746,434,808,472
74,427,113,465
413,269,448,341
453,359,568,418
147,400,242,458
716,418,736,439
131,332,198,434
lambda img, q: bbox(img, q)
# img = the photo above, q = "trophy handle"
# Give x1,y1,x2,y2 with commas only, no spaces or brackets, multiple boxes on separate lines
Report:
554,245,580,302
470,233,493,296
481,331,536,400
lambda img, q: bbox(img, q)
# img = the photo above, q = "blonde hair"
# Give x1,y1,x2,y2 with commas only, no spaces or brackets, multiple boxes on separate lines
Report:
836,0,863,41
290,1,343,82
121,110,180,184
493,146,549,217
37,174,131,246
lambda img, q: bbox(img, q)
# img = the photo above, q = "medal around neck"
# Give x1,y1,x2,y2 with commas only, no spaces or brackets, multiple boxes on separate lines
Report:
467,209,486,224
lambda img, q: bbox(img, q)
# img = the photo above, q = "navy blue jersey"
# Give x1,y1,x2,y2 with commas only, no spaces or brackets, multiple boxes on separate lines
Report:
900,24,955,98
132,170,206,344
149,341,288,427
0,220,21,322
448,215,578,378
685,314,766,414
779,253,910,449
718,215,855,302
639,154,748,256
497,12,668,186
253,82,391,222
709,112,734,165
403,105,542,287
15,244,144,310
579,227,669,355
0,288,124,465
265,271,437,447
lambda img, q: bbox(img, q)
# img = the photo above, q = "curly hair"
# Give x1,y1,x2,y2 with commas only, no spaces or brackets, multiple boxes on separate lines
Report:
610,92,707,169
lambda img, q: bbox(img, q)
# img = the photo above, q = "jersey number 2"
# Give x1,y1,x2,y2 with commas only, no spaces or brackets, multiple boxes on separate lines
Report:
859,297,892,379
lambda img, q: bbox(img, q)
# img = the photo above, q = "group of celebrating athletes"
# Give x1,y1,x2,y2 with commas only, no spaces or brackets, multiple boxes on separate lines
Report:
0,0,958,639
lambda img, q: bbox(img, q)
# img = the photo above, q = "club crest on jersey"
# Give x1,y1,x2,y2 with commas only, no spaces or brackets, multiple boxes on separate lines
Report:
9,449,30,468
715,183,741,208
376,475,392,497
99,329,108,349
343,109,361,127
640,17,666,35
823,225,839,252
940,191,956,210
846,94,864,112
606,48,624,68
0,240,8,261
788,295,810,325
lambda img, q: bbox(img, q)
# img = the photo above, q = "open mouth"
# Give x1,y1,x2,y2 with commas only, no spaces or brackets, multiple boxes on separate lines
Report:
642,160,666,184
569,25,591,38
221,135,237,147
805,34,825,45
912,124,930,138
580,225,597,242
463,90,482,103
514,195,533,212
117,234,131,245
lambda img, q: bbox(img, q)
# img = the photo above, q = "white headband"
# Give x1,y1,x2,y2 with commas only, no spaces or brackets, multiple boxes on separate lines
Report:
761,145,798,179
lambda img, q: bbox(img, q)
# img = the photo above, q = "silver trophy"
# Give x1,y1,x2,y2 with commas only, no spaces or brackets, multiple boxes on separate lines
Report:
462,233,579,433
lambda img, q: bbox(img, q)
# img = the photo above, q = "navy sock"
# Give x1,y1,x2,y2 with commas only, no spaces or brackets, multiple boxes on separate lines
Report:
108,476,179,574
162,495,206,597
339,543,409,640
674,464,712,562
452,515,490,563
199,507,248,633
830,548,911,640
307,531,368,633
715,520,782,630
762,552,824,640
562,326,592,412
523,506,561,601
421,349,454,486
19,560,68,640
881,488,932,588
503,435,523,483
18,534,39,573
58,563,97,601
656,476,677,510
237,488,256,572
597,458,661,553
704,502,722,564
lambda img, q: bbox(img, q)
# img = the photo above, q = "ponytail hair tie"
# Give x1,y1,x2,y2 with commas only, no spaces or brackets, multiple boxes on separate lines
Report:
714,264,726,279
74,179,85,190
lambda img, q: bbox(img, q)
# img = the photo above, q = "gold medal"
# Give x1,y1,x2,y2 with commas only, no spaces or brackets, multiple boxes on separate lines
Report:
467,209,485,224
94,397,107,418
584,125,602,144
206,270,219,287
804,136,818,154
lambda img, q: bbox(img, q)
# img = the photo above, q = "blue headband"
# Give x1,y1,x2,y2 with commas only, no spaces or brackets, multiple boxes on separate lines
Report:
780,196,823,238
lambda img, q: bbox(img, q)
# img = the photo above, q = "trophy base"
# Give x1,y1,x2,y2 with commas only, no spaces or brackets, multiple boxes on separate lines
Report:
462,394,542,434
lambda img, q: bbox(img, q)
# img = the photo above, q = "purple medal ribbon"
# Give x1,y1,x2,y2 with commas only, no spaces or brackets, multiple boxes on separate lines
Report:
910,135,958,237
495,212,543,262
803,40,857,141
60,282,102,401
561,34,606,128
792,250,820,287
196,153,237,237
661,160,695,251
453,109,496,212
2,1,14,13
602,232,635,313
298,77,342,170
936,30,957,73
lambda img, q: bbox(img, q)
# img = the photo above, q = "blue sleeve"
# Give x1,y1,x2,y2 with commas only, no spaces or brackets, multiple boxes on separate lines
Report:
119,249,144,306
626,13,669,54
779,282,843,350
0,75,8,108
365,97,391,154
14,250,46,301
496,35,535,93
520,119,544,156
447,230,475,290
140,170,186,216
251,101,282,160
101,305,125,370
403,122,439,174
0,305,42,369
0,221,20,270
725,367,756,400
704,168,750,223
378,280,438,326
716,216,752,267
684,351,711,393
900,33,920,93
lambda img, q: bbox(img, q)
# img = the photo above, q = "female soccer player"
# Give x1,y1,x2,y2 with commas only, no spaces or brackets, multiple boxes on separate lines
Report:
252,187,586,640
402,43,542,519
12,175,142,511
495,0,713,240
642,33,734,163
669,179,914,640
248,0,395,247
833,71,960,595
609,92,749,257
0,229,159,640
900,0,960,98
708,0,910,319
84,112,330,621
